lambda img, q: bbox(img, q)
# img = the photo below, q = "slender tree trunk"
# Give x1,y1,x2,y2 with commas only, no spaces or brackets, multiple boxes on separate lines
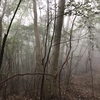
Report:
32,0,43,97
50,0,65,96
33,0,43,72
0,0,7,91
0,17,2,46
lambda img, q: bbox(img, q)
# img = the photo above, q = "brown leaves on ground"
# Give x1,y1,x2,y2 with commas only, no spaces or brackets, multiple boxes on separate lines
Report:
61,71,100,100
0,71,100,100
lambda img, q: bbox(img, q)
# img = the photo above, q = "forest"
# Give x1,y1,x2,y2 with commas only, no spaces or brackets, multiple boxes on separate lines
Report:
0,0,100,100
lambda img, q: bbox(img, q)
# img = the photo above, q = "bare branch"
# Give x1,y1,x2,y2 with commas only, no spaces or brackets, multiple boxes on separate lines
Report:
0,72,55,84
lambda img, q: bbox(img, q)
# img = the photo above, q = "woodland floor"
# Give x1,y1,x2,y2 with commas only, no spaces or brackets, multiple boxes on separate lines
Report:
61,71,100,100
1,70,100,100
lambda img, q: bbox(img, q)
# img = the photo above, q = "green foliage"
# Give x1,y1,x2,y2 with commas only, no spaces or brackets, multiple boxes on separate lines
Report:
5,0,19,17
65,0,99,17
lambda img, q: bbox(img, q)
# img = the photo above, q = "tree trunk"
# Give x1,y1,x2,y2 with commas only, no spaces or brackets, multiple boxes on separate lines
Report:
0,17,2,45
32,0,43,96
50,0,65,96
33,0,43,72
0,0,7,90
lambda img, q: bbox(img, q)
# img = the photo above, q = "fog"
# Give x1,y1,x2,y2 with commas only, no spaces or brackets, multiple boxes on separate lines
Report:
0,0,100,99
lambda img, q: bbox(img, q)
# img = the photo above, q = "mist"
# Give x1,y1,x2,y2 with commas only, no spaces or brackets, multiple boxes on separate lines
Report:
0,0,100,100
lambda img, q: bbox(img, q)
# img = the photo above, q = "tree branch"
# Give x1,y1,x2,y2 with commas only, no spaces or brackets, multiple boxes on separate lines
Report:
0,72,55,84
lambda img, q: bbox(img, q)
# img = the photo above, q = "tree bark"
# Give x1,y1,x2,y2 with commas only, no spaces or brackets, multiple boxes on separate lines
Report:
50,0,65,96
0,0,7,90
0,17,2,50
32,0,43,97
33,0,43,72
